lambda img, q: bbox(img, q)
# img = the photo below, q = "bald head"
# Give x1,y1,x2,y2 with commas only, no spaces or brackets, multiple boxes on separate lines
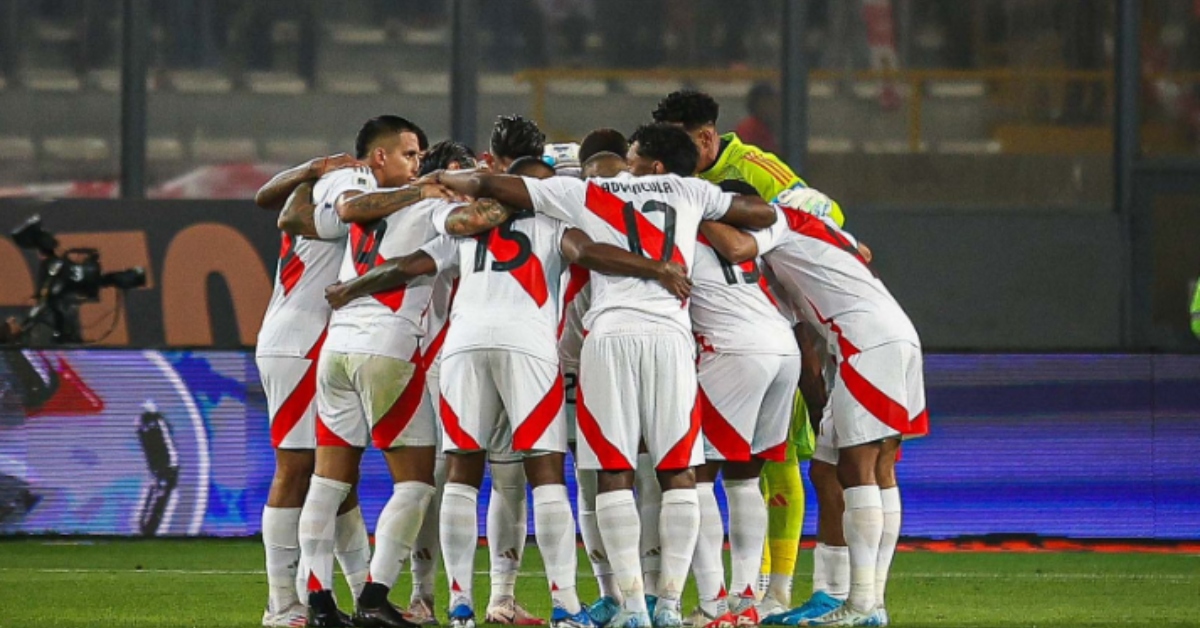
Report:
582,152,628,178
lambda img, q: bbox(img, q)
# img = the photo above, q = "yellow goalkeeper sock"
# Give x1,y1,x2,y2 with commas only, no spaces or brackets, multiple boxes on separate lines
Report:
760,457,804,604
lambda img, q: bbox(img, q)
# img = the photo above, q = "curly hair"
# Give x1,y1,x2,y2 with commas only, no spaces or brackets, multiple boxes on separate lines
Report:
651,90,720,131
490,114,546,161
628,123,699,176
419,140,477,176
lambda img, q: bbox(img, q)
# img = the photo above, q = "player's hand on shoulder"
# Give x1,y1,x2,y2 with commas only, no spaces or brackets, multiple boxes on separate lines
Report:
310,153,365,178
325,282,352,310
857,241,873,263
654,261,692,303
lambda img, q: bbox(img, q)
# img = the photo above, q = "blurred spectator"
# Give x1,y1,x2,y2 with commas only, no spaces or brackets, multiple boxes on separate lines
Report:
734,82,781,154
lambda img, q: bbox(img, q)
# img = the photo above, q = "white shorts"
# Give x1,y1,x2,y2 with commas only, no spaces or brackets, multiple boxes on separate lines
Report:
697,352,799,463
813,409,837,465
826,340,928,450
424,356,445,457
316,350,436,449
576,331,702,472
438,349,567,455
258,355,319,450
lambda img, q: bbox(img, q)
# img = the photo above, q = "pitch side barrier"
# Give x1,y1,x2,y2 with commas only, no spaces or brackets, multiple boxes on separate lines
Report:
1,349,1197,540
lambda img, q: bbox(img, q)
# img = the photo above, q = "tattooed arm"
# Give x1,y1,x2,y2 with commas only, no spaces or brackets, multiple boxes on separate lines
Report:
324,252,439,309
441,198,514,237
276,181,318,237
255,153,360,210
334,182,454,224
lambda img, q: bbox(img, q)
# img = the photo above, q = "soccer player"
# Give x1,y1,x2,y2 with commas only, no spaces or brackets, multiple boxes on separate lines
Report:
653,89,841,615
480,113,550,627
253,153,404,628
700,190,928,627
425,122,777,628
686,180,802,628
297,115,459,628
407,140,481,627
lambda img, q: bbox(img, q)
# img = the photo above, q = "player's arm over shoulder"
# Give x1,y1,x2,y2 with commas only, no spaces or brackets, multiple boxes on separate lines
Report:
693,177,775,230
560,228,691,301
323,238,446,309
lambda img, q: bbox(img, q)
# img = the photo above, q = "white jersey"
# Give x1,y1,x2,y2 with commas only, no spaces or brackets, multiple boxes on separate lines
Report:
421,210,569,363
255,169,365,357
557,263,592,369
756,205,920,357
690,234,798,356
420,271,458,371
525,173,733,338
326,197,457,361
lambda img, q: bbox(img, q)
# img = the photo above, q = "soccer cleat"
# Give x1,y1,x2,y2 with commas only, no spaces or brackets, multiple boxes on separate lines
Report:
761,592,843,626
262,602,308,627
730,604,759,627
609,609,653,628
486,597,547,626
406,596,438,626
798,604,880,627
683,607,720,628
754,597,787,623
307,590,352,628
353,582,419,628
450,603,478,628
588,596,621,627
550,605,597,628
652,605,683,628
871,607,888,627
700,612,736,628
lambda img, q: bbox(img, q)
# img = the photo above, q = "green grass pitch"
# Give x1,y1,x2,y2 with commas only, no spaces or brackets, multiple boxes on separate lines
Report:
0,539,1197,627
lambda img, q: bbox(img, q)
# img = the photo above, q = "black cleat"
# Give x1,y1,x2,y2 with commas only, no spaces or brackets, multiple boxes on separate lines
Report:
353,583,419,628
308,590,353,627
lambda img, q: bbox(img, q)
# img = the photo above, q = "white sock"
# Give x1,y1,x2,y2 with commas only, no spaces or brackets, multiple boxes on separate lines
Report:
657,488,700,610
298,476,351,593
812,542,831,596
843,485,883,612
691,482,727,617
441,483,480,609
263,506,302,612
488,462,527,604
369,481,436,589
533,484,582,613
634,453,662,597
411,457,447,602
334,506,371,599
826,544,850,601
768,574,793,608
877,487,901,607
577,467,618,600
596,490,647,613
725,478,768,604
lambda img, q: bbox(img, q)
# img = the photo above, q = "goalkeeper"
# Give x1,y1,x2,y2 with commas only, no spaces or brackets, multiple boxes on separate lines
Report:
653,90,856,620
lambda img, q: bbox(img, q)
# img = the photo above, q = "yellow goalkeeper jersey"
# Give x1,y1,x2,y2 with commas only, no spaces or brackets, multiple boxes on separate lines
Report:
699,133,845,227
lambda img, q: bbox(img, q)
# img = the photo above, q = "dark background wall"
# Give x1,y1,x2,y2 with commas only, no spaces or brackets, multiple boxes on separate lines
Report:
0,199,1137,350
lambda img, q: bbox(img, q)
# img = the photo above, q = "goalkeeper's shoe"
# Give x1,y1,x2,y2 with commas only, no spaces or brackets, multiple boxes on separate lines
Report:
262,602,307,627
589,596,621,627
306,590,352,627
450,602,478,628
798,604,880,627
551,605,597,628
762,592,843,626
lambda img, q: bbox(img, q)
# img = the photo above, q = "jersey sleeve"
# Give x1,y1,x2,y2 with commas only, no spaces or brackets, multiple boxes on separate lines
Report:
525,176,585,225
751,206,790,255
419,234,461,274
312,201,348,240
429,200,469,236
686,178,733,221
738,149,801,203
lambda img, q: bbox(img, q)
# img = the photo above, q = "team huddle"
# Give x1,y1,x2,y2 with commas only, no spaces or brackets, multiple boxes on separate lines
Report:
252,90,928,628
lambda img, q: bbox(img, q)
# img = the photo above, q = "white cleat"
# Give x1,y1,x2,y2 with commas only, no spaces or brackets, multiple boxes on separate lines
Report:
872,606,888,627
754,597,788,622
263,602,308,627
799,604,881,627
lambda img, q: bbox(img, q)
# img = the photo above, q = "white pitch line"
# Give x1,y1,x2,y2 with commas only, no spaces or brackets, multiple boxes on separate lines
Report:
0,567,1196,582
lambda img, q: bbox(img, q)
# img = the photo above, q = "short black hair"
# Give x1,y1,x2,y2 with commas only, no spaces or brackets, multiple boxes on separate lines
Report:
490,114,546,160
507,155,555,178
718,179,760,197
579,128,629,165
652,90,720,131
628,123,700,176
420,140,477,176
355,115,429,159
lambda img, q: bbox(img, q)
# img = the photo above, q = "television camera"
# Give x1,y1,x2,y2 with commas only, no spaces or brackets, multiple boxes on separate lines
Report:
7,215,147,344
